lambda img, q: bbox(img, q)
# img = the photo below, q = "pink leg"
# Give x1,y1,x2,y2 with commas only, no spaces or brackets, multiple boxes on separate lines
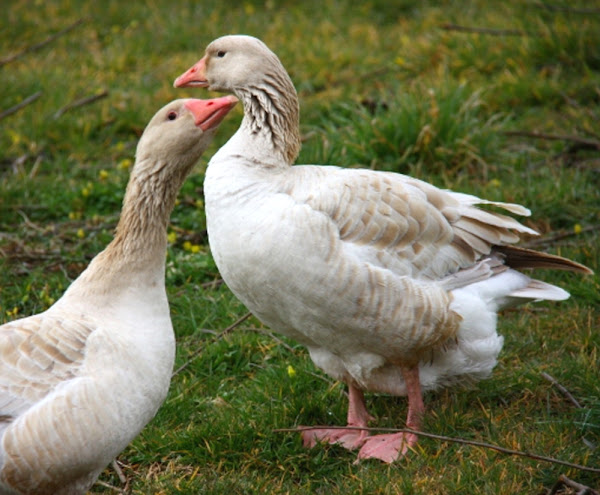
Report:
356,366,424,463
301,383,374,449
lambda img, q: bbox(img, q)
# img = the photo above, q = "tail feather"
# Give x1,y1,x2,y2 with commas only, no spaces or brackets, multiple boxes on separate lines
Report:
494,245,593,275
509,279,570,301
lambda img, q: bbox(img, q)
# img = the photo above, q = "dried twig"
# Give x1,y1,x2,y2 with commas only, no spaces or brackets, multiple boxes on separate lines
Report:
542,373,598,452
262,331,300,355
0,18,85,67
533,3,600,15
28,155,43,179
10,154,30,175
0,91,42,121
548,474,600,495
306,370,340,389
440,23,527,36
171,312,253,377
541,372,583,409
274,425,600,473
16,210,46,233
111,460,128,486
502,130,600,151
523,224,600,249
200,278,224,289
53,90,109,119
94,480,126,494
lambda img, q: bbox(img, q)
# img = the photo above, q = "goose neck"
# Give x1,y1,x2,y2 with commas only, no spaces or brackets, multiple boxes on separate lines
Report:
235,76,301,166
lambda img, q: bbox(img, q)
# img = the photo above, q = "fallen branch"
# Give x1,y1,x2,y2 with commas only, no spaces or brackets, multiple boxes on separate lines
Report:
94,480,126,494
502,130,600,151
523,224,600,249
0,18,85,67
440,23,527,36
171,312,253,377
541,372,582,409
274,425,600,474
2,251,63,263
16,210,46,233
0,91,42,121
111,460,128,486
533,3,600,15
10,154,30,175
28,155,43,179
262,330,299,355
53,90,109,119
200,278,224,290
548,474,600,495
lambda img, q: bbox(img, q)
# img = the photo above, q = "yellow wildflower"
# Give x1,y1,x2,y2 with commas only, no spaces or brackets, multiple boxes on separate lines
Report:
6,307,19,317
118,158,132,170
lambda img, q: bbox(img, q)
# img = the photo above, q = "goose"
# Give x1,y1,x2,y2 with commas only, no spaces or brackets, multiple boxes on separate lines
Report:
174,35,592,463
0,95,237,494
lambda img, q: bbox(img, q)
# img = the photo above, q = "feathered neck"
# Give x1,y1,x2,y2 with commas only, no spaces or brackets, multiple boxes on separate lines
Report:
113,161,183,253
234,67,301,167
75,157,192,290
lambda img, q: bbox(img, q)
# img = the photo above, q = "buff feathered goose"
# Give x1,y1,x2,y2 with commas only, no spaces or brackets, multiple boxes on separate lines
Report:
174,35,592,463
0,96,237,494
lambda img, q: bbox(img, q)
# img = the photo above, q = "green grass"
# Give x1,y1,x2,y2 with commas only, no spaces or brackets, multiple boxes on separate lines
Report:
1,0,599,493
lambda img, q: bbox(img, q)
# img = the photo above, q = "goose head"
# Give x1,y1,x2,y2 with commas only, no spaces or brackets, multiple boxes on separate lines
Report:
135,95,238,170
174,35,289,94
174,35,300,165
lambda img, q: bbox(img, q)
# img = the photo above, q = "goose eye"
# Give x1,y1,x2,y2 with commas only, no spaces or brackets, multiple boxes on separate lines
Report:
216,50,226,58
167,111,178,121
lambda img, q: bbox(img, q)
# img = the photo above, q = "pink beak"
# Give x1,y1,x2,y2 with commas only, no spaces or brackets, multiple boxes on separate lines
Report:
184,95,238,131
174,56,208,88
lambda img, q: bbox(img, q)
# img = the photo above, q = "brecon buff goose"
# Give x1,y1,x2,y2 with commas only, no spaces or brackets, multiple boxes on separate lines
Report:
0,95,237,494
174,35,592,463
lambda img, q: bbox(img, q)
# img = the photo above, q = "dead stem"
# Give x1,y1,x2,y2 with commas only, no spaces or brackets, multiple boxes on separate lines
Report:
274,425,600,474
53,90,109,119
171,312,253,377
0,19,85,67
541,372,583,409
548,474,599,495
0,92,42,121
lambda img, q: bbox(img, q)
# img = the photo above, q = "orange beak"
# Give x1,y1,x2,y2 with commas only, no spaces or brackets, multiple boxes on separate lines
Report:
174,56,208,88
184,95,238,131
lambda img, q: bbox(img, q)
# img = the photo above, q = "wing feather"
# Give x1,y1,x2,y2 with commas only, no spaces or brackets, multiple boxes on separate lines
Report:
0,313,93,419
290,166,537,279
